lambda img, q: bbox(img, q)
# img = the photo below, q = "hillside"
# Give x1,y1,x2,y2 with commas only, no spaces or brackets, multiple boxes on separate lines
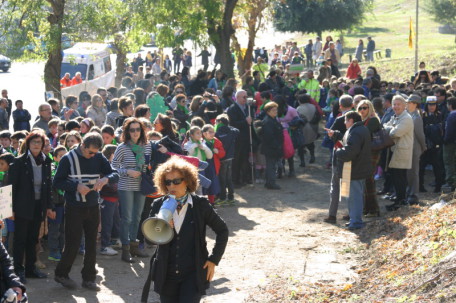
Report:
296,0,456,81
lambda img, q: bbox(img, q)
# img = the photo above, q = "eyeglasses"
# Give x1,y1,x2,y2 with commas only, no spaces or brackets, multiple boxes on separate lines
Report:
30,140,42,145
129,127,141,133
358,106,369,111
164,178,184,186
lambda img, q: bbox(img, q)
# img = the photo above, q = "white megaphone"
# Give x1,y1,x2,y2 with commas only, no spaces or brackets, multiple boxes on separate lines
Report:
141,195,177,245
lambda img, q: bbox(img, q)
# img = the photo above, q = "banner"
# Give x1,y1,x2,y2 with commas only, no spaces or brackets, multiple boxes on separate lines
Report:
0,185,13,220
409,17,414,49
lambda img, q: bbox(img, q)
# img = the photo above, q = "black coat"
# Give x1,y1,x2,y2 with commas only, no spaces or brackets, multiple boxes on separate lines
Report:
335,121,372,180
149,195,228,295
260,115,283,158
9,153,53,220
0,242,25,296
227,103,252,146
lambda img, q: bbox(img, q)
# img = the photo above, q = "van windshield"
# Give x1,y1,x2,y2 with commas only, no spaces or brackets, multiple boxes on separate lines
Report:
61,63,87,80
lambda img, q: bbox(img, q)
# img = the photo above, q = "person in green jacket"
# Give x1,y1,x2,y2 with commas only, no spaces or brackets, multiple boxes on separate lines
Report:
147,84,170,123
297,70,321,103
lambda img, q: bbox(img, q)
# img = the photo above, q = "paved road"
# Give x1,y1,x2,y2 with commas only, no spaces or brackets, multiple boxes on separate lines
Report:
0,61,45,129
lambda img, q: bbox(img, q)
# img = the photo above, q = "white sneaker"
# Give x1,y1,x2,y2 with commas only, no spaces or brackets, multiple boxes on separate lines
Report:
100,246,118,256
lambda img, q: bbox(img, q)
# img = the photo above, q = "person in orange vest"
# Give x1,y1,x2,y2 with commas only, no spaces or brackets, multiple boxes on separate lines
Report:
71,72,83,86
60,73,72,87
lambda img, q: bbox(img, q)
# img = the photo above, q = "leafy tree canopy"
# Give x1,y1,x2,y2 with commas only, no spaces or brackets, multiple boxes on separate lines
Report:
273,0,372,35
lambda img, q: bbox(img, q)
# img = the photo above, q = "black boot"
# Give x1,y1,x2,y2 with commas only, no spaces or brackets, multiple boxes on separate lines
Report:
308,143,316,163
288,159,296,177
298,147,306,167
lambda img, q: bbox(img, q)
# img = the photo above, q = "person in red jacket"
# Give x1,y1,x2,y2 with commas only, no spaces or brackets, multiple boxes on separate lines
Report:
71,72,83,86
60,73,72,87
346,59,362,80
202,124,225,205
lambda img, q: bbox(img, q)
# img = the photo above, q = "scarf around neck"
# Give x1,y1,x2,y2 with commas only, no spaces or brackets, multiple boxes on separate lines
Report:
129,142,145,170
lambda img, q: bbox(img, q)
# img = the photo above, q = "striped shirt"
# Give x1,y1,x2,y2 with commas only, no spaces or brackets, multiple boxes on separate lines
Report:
67,148,100,202
112,142,152,191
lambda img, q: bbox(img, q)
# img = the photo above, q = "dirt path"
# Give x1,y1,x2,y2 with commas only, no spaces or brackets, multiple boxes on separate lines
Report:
25,151,363,303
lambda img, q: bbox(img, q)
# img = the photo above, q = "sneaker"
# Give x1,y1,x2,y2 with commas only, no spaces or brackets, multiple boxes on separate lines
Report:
100,246,118,256
82,280,101,291
48,251,62,262
55,275,78,289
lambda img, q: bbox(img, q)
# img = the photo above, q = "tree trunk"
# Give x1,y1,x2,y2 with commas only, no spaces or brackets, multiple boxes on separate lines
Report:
206,0,238,78
113,34,128,87
317,30,322,39
44,0,65,101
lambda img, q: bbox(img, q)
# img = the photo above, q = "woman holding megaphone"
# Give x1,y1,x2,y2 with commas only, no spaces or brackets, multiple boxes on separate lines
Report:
142,156,228,303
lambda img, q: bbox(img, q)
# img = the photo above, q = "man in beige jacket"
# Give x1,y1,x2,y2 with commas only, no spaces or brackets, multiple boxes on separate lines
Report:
384,95,414,211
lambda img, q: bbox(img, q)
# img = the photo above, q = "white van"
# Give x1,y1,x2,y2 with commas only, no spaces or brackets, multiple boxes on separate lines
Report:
60,43,115,98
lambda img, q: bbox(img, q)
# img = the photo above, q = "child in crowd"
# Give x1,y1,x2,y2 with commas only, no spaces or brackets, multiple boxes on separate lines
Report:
57,121,66,137
99,144,120,256
64,130,82,150
184,126,213,195
10,131,27,153
0,131,16,156
202,124,225,204
80,118,94,137
47,118,60,148
48,146,67,261
101,125,117,146
0,153,15,254
215,114,239,203
59,133,67,146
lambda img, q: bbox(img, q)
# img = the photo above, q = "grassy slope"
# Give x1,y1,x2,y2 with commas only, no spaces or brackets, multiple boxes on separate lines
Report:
296,0,456,81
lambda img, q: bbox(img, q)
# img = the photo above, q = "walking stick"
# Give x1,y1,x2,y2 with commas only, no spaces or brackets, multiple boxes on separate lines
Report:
247,100,255,186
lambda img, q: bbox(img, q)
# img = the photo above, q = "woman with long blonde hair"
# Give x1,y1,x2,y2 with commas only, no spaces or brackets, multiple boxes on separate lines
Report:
356,100,381,217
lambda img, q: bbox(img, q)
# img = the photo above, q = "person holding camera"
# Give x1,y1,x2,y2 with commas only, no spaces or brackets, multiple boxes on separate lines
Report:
54,132,119,291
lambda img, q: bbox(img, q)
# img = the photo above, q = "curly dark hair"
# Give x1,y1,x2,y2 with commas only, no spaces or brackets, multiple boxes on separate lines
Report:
153,156,199,195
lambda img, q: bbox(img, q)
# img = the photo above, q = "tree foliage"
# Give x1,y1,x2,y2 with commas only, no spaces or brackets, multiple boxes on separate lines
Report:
273,0,372,36
232,0,272,76
425,0,456,26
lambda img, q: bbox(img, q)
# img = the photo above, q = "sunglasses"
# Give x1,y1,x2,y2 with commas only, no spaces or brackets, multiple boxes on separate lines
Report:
129,127,141,133
358,106,369,111
164,178,184,186
84,146,99,155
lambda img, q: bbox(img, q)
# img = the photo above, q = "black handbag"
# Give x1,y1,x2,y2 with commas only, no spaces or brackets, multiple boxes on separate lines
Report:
371,128,395,151
140,147,156,196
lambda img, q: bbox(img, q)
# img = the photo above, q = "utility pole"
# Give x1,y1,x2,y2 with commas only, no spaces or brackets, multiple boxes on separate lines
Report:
415,0,419,72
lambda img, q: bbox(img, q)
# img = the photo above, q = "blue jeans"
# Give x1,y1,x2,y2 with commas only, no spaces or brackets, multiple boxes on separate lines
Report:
366,51,374,61
118,190,146,245
347,179,366,229
100,200,120,248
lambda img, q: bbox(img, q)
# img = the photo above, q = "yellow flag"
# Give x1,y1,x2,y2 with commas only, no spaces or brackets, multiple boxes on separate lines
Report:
409,17,414,49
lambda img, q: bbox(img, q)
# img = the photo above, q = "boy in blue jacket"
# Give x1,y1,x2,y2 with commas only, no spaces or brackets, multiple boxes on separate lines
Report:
215,114,239,203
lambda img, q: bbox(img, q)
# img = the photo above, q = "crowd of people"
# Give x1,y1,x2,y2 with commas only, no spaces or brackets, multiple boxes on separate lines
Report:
0,36,455,301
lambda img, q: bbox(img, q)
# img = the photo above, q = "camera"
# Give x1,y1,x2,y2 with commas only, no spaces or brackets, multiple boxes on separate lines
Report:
246,98,256,106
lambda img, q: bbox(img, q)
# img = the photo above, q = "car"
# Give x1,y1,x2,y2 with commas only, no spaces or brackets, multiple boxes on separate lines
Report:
0,54,11,72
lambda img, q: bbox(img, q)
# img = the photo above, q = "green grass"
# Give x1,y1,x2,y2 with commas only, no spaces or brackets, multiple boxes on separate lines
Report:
297,0,456,80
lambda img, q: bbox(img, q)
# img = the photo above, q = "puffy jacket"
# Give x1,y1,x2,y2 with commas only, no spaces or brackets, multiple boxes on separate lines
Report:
260,115,283,158
215,125,239,161
335,121,372,180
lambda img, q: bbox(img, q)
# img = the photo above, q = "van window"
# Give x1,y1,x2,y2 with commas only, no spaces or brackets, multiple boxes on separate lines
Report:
61,63,87,80
103,57,112,72
88,64,94,80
